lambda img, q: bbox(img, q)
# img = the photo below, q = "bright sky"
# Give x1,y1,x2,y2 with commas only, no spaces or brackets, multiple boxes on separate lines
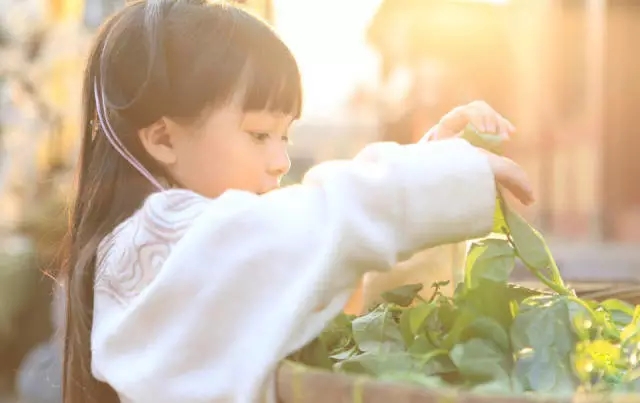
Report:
271,0,511,118
272,0,384,118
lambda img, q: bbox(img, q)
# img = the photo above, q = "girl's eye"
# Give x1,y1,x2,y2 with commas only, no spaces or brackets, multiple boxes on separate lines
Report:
249,132,292,145
249,132,270,142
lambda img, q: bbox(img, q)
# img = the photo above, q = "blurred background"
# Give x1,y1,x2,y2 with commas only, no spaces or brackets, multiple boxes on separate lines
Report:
0,0,638,401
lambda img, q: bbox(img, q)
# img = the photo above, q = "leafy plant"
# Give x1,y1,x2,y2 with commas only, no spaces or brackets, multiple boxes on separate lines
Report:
289,125,640,397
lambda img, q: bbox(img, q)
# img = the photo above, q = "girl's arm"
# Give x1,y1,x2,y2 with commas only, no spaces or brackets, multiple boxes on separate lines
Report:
344,123,458,314
91,138,496,402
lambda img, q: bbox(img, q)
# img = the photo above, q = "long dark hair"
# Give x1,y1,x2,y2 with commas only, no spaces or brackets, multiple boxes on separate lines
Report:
60,1,302,402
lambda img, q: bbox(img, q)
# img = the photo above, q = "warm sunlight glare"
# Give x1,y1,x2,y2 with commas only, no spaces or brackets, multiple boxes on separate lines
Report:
272,0,511,118
273,0,384,118
457,0,510,3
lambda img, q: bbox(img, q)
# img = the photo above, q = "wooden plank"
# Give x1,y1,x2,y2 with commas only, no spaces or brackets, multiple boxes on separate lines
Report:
511,241,640,283
277,361,638,403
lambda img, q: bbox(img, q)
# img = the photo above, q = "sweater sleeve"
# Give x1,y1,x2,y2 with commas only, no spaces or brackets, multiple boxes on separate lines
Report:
91,138,496,403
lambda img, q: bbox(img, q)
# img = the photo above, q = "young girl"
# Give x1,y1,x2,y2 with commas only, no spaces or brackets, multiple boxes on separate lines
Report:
60,1,533,402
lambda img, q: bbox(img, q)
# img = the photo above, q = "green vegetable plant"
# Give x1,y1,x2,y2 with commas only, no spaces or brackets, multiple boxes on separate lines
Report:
289,125,640,398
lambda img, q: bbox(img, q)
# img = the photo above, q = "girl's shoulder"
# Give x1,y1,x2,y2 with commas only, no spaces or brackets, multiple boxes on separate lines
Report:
97,187,260,273
95,189,212,304
106,189,211,248
102,187,258,252
143,188,213,224
94,188,262,306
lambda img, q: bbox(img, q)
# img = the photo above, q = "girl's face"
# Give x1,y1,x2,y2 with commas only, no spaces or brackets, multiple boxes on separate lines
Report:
142,101,294,199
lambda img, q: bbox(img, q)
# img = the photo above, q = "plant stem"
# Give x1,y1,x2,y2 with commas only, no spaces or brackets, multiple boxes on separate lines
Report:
417,349,449,367
505,231,573,296
379,305,389,355
497,194,571,295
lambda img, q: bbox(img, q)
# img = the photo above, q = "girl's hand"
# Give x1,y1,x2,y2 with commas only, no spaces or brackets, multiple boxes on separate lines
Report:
426,100,516,141
484,151,534,206
420,100,532,205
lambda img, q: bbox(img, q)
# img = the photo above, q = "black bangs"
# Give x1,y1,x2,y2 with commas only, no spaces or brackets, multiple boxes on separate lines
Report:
163,3,303,122
105,3,303,127
230,7,303,119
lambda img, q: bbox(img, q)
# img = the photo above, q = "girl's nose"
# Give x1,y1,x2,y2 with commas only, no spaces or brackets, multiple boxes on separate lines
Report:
267,143,291,178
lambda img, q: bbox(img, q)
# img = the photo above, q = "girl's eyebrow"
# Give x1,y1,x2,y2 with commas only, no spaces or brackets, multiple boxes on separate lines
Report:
240,114,293,134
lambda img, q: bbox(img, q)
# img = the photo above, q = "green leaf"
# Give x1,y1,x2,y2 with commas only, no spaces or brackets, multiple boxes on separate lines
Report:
418,350,457,375
492,200,508,234
461,125,505,155
337,350,451,378
510,297,578,393
330,346,357,360
408,334,438,355
600,299,635,327
622,367,640,391
465,238,515,289
442,309,476,350
286,184,640,397
600,299,635,317
450,338,510,382
461,317,510,353
566,299,592,341
433,280,451,288
503,206,551,272
621,305,640,343
336,351,416,376
290,337,333,369
380,283,423,307
591,308,622,341
511,297,575,355
398,309,415,347
513,347,575,394
436,298,457,332
319,312,354,355
408,302,437,334
352,308,404,353
458,280,524,330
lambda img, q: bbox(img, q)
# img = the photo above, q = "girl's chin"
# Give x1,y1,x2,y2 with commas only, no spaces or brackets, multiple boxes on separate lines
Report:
258,185,281,195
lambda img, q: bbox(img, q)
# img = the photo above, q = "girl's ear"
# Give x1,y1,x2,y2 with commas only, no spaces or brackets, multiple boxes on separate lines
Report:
137,117,178,166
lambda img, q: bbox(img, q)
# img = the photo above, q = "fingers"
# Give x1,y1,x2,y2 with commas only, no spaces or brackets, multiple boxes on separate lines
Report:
467,113,490,135
461,102,528,205
465,101,516,140
498,159,535,206
496,116,515,140
438,100,516,141
484,151,535,206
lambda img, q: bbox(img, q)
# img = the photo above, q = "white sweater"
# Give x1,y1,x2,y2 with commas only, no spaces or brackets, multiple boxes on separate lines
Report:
91,138,496,403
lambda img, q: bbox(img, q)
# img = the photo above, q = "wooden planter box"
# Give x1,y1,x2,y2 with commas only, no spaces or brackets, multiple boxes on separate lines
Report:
276,361,638,403
276,283,640,403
